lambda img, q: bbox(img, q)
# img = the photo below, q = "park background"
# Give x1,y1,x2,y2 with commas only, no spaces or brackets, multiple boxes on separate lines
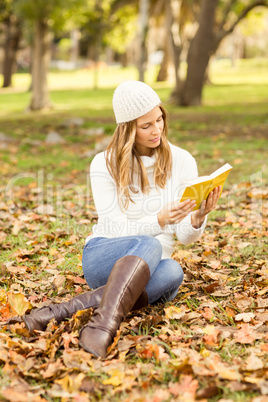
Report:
0,1,268,401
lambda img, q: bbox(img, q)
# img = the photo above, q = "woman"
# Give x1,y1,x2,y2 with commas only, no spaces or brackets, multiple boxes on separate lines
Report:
19,81,221,358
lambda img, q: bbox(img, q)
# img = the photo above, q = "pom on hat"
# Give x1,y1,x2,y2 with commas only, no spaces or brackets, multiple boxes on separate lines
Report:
112,80,161,124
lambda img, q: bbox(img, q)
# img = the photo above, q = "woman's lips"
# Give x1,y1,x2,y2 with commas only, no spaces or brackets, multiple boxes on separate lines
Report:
150,136,160,143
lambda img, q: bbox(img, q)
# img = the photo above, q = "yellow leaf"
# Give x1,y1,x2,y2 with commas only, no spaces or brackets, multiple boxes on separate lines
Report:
200,348,210,357
102,369,124,386
55,373,85,393
0,289,7,304
202,325,219,336
164,306,185,320
7,292,31,316
244,376,262,384
50,248,58,256
217,367,241,381
172,250,191,260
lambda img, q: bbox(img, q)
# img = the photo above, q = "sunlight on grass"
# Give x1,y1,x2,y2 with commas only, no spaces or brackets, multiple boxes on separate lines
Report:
1,59,268,117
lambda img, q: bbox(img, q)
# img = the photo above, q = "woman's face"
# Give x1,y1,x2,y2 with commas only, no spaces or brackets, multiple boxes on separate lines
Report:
135,107,164,156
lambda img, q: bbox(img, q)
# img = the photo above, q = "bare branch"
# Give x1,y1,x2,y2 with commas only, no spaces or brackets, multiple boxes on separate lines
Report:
215,0,268,48
218,0,237,32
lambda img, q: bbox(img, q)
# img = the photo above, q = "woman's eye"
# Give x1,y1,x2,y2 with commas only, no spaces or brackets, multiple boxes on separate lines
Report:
142,125,149,129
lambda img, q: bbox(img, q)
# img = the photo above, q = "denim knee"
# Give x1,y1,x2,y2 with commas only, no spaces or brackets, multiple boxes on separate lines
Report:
169,259,184,287
146,258,184,304
139,235,162,260
133,235,162,272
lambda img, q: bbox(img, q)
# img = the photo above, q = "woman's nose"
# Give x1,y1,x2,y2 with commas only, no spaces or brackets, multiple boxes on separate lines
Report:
152,124,161,134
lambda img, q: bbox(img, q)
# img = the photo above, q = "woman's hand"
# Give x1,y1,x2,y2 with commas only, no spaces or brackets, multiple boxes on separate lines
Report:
191,186,222,228
158,199,196,228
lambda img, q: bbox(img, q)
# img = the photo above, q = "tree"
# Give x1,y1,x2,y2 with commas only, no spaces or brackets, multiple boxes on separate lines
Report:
14,0,86,110
175,0,268,106
137,0,149,81
156,0,200,90
71,0,138,87
0,0,22,88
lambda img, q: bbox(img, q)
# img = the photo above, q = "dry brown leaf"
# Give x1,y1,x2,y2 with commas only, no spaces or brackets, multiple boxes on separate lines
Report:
245,353,264,371
235,312,255,323
0,231,7,242
234,323,258,344
53,275,66,289
40,359,65,379
168,374,198,401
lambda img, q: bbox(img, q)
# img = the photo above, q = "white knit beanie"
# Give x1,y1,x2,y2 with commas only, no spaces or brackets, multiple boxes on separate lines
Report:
112,80,161,124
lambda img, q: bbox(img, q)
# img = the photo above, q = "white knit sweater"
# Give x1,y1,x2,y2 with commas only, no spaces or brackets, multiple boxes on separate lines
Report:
86,143,206,259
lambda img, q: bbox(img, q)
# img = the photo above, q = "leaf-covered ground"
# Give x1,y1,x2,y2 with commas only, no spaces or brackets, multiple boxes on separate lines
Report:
0,107,268,401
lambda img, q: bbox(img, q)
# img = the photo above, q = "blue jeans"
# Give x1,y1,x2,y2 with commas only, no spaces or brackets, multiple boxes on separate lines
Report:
82,235,184,304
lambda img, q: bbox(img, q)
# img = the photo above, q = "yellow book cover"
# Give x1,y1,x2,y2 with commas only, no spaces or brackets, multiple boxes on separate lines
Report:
180,163,233,211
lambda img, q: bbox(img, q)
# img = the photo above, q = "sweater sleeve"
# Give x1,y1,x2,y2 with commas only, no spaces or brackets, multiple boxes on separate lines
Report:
169,147,207,245
90,153,164,237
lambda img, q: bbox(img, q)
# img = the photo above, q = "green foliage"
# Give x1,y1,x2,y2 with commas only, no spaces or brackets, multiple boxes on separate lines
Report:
0,0,13,21
104,4,138,53
13,0,87,31
239,8,268,36
217,0,268,31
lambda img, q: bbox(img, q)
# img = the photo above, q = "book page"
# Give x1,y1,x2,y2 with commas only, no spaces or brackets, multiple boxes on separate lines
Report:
180,163,232,210
180,175,211,186
210,163,232,179
211,167,232,197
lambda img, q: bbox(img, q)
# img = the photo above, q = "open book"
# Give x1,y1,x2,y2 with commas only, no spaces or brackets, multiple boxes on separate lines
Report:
180,163,233,211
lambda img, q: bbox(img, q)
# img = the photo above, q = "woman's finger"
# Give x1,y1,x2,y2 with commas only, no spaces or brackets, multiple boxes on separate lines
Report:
171,202,196,221
175,199,193,209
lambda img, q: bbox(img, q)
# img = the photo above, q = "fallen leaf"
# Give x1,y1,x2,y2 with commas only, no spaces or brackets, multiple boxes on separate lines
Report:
235,312,255,323
164,305,185,320
245,353,264,371
7,292,31,316
62,332,79,349
53,275,66,289
208,260,221,269
201,307,214,320
168,374,198,400
203,282,220,293
0,289,7,304
203,326,220,345
55,373,85,393
0,232,7,242
41,360,65,379
234,323,258,344
102,368,124,386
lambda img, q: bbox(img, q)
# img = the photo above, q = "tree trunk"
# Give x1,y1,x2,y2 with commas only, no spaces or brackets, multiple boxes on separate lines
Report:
70,29,80,67
29,19,52,110
157,0,174,82
178,0,218,106
167,0,182,100
138,0,149,82
157,47,170,82
2,15,21,88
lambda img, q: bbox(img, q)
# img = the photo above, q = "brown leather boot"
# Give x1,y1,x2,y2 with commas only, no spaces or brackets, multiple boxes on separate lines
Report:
11,279,148,332
21,286,106,332
79,255,150,358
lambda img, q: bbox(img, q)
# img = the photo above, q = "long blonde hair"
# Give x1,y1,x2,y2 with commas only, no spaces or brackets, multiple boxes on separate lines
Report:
106,105,172,209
